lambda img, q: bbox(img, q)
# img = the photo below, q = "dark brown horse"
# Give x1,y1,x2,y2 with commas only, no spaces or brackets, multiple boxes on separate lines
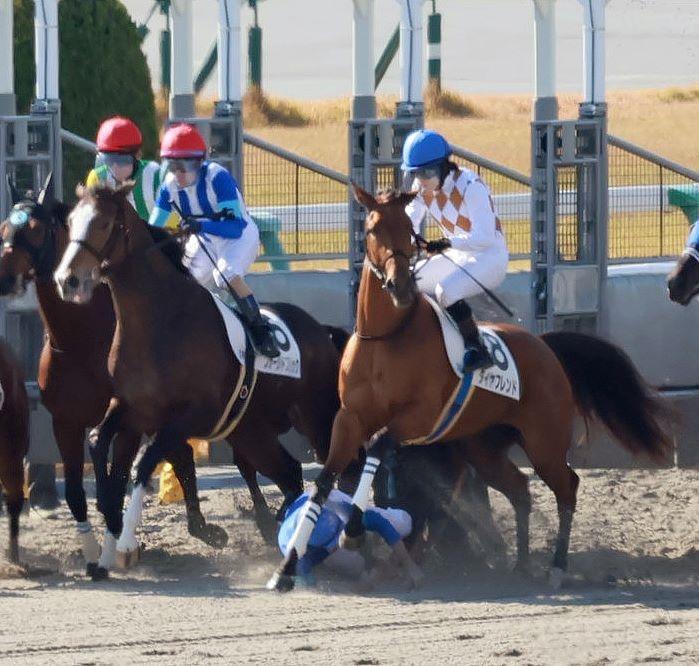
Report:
53,183,346,567
668,222,699,305
0,339,29,565
0,177,291,578
269,185,673,592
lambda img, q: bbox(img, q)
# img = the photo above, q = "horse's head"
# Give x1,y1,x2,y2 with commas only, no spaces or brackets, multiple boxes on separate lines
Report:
54,182,134,304
0,173,62,296
352,183,419,309
668,223,699,306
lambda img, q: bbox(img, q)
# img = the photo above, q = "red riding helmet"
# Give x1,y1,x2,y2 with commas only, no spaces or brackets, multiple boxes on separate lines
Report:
96,116,142,154
160,124,207,159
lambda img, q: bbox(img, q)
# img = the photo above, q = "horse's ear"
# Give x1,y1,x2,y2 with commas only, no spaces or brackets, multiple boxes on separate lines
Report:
6,175,21,205
351,181,377,211
398,191,418,207
37,172,55,207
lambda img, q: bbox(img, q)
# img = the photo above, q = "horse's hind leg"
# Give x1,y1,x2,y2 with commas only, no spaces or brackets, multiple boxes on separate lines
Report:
522,427,579,587
465,436,532,572
232,449,277,545
229,424,304,523
166,441,228,549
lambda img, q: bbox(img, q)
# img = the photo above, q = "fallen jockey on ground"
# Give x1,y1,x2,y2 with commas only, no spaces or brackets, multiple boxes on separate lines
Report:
278,488,424,589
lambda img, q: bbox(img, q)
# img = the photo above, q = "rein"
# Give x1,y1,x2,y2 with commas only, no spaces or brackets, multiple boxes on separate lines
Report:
355,249,421,342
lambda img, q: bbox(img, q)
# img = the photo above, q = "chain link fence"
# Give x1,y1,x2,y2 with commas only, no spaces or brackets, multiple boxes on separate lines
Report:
608,135,699,262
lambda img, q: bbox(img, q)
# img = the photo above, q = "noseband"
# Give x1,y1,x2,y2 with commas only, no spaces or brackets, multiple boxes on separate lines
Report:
68,205,126,270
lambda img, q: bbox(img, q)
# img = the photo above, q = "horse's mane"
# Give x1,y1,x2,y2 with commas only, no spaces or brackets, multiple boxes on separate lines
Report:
79,182,190,276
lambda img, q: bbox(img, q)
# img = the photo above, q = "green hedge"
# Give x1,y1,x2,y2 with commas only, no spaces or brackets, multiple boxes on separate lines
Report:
13,0,158,201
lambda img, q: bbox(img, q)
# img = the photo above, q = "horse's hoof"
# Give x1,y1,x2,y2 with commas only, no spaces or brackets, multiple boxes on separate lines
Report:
8,543,19,566
256,515,278,546
339,530,365,551
116,547,141,569
266,571,295,593
86,562,99,578
91,566,109,582
548,566,565,590
191,523,228,549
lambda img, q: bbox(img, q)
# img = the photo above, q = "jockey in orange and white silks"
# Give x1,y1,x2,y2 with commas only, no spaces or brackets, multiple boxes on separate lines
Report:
402,129,509,372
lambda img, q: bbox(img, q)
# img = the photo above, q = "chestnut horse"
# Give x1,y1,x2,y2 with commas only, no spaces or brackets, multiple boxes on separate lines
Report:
668,222,699,305
53,183,347,568
0,339,29,565
269,185,673,592
0,177,294,579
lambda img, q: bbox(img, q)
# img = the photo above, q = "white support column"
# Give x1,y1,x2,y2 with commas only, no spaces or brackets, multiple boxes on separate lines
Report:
396,0,424,110
0,0,15,114
352,0,376,119
34,0,59,101
579,0,609,107
217,0,242,103
169,0,195,118
532,0,558,121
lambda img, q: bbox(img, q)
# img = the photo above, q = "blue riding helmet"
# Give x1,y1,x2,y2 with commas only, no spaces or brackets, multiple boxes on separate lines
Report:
401,129,451,172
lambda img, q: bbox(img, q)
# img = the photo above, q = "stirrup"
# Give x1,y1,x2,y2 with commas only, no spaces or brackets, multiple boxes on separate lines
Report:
461,343,492,373
249,325,280,358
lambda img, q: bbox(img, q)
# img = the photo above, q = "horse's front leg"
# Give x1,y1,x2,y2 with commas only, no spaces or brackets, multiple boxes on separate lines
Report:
267,407,365,592
340,427,399,550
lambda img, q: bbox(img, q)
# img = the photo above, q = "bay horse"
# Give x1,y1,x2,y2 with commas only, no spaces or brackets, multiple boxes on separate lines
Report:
0,176,289,579
53,183,347,567
268,185,673,592
667,222,699,305
0,339,29,565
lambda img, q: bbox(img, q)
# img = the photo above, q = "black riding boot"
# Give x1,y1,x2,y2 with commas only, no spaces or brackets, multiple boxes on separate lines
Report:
446,300,492,373
234,293,280,358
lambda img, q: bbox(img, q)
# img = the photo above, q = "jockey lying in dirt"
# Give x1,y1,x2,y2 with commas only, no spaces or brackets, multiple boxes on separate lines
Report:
278,488,423,589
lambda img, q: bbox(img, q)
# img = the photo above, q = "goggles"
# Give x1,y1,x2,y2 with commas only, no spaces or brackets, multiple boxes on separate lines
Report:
96,152,136,169
163,158,202,174
410,165,442,180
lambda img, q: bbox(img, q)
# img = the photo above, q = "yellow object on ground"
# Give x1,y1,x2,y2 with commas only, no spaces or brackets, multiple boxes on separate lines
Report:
158,439,210,505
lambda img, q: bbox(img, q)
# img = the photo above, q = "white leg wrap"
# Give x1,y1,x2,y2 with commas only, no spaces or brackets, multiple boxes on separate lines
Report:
286,499,322,559
116,484,146,553
76,521,100,564
352,456,381,512
99,530,118,569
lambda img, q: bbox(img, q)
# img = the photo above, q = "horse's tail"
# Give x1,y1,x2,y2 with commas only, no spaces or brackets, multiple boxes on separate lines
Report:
324,325,350,355
541,331,674,463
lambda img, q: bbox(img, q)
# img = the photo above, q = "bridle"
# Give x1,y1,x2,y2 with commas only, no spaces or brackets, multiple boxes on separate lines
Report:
355,227,424,342
2,204,59,279
67,202,127,272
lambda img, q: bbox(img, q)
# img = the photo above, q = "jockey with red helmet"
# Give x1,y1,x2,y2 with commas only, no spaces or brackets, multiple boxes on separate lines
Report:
149,123,279,358
402,129,509,373
86,116,161,221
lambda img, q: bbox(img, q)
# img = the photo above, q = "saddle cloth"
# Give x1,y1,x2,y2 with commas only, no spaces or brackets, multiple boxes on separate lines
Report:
423,294,520,401
210,293,302,379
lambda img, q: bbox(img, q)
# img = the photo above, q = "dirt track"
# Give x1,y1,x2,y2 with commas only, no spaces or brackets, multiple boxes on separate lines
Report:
1,467,698,665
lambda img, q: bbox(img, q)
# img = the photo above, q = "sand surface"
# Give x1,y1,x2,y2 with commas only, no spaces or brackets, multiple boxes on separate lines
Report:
1,466,697,665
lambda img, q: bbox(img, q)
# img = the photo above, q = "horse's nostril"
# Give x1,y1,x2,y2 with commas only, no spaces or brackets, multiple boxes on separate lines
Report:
66,274,79,289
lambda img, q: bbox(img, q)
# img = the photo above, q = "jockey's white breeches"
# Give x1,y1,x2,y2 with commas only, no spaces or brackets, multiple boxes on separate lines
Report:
184,221,260,288
414,244,509,308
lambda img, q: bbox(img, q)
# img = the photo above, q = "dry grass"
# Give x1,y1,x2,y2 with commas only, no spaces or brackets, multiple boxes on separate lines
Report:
226,86,699,176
